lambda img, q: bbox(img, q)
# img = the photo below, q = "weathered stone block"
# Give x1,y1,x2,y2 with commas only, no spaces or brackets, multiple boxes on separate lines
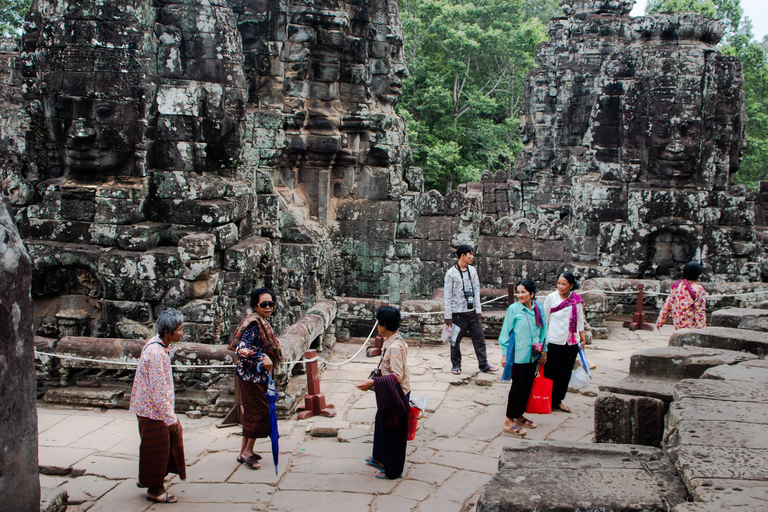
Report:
595,392,665,446
477,441,687,512
669,327,768,357
629,346,756,380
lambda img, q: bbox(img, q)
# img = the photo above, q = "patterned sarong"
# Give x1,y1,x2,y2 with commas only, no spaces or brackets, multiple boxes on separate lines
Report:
137,416,186,488
240,378,270,439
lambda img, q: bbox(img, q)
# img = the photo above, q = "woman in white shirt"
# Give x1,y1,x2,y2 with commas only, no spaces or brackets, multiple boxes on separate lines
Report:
543,272,585,413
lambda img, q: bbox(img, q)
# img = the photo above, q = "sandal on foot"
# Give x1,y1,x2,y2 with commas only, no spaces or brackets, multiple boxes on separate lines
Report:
556,404,571,413
365,456,384,471
451,367,461,375
502,424,527,437
238,453,262,463
515,417,537,429
245,455,261,469
146,492,177,503
375,470,401,479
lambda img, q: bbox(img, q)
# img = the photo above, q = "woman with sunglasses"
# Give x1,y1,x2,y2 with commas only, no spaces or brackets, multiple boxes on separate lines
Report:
228,287,283,469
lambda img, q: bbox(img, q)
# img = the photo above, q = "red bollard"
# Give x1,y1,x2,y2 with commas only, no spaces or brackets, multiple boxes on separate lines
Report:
296,350,336,419
508,283,515,305
623,283,654,332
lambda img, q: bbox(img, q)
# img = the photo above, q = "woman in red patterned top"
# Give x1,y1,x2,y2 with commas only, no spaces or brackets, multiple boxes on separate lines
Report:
656,261,707,330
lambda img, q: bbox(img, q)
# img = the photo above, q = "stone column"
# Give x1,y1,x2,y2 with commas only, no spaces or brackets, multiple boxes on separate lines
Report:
0,201,39,510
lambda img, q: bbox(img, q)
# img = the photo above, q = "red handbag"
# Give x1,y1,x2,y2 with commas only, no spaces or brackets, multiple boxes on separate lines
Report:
525,365,553,415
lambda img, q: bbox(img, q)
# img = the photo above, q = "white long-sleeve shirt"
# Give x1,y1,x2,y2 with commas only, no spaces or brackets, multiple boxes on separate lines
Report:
543,291,585,346
444,264,482,319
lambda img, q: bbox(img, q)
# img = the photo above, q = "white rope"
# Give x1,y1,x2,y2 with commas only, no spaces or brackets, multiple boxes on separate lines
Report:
401,293,509,317
34,350,236,369
280,320,379,366
580,288,768,300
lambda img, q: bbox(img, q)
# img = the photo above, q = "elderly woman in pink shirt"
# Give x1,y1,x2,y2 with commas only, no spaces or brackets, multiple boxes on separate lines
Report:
129,308,186,504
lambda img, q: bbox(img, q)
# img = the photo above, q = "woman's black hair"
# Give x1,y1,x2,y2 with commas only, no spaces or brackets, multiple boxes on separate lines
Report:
559,271,579,290
250,287,277,309
683,261,703,281
516,279,537,299
376,306,401,332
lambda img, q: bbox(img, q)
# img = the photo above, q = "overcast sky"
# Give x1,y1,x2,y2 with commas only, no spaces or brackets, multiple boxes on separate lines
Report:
630,0,768,41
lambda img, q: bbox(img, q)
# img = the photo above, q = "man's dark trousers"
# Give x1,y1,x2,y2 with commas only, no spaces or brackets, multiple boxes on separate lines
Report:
450,310,489,370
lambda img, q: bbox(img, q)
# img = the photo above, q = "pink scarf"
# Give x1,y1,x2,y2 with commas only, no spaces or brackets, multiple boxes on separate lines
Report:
671,279,698,302
550,292,582,345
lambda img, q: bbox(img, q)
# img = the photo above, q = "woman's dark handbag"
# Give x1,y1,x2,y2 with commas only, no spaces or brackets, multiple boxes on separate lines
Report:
368,349,386,379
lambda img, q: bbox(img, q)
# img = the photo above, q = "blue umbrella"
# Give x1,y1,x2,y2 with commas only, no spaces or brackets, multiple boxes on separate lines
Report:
258,363,280,475
578,348,592,378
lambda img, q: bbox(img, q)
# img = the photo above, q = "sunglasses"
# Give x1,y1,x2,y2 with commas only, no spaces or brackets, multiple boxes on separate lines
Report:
258,301,275,308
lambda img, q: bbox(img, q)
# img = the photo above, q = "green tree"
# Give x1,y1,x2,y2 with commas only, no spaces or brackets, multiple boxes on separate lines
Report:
0,0,30,36
648,0,768,188
398,0,558,192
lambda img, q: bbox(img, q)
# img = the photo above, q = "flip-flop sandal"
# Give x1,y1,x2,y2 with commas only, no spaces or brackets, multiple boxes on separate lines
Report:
365,456,384,471
515,417,537,429
245,455,261,470
375,470,401,479
146,492,178,503
557,404,572,413
451,367,461,375
237,453,262,463
502,425,527,437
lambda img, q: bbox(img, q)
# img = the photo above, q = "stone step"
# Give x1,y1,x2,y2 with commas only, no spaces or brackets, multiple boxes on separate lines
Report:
476,441,687,512
668,326,768,356
599,376,676,404
701,360,768,382
594,392,665,446
710,308,768,331
629,346,756,380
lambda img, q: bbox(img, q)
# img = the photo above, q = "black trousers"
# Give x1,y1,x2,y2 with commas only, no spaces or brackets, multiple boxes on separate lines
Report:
372,392,410,479
505,362,538,419
450,311,489,370
546,343,580,407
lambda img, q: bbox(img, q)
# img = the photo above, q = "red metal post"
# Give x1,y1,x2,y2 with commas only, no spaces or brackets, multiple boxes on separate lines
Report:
296,350,336,419
508,283,515,305
623,283,654,332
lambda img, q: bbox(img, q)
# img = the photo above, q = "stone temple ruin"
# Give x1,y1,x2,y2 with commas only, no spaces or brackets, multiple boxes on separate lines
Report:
0,0,765,348
3,0,768,509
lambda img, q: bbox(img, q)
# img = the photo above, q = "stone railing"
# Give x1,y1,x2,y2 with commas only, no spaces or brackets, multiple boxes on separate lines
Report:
35,299,338,418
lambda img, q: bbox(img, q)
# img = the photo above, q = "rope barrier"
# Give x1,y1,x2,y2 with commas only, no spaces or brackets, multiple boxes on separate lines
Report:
34,350,236,369
280,321,379,366
401,293,509,317
580,288,768,300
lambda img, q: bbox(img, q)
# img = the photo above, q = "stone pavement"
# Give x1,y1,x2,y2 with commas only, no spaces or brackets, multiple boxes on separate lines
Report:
38,322,671,512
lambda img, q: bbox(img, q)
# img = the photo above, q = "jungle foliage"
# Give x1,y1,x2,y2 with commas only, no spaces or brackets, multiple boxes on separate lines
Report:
396,0,560,193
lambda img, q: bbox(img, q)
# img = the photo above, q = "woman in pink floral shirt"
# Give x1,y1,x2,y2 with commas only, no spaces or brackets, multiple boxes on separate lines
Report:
656,261,707,331
129,308,186,503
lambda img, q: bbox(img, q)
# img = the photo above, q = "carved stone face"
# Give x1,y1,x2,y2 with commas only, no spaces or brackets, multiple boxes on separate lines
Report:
49,94,141,178
648,108,703,180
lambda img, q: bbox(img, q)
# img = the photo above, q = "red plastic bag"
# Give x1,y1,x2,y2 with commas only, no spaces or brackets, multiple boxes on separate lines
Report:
407,407,422,441
525,365,553,415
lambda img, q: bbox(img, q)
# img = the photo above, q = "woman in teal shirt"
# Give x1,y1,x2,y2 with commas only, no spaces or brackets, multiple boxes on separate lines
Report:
499,279,548,436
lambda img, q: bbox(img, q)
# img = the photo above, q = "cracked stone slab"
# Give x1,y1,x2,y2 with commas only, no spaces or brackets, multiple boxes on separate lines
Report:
700,363,768,382
599,376,676,403
667,444,768,481
478,441,686,512
667,397,768,428
629,346,756,380
710,308,768,330
665,419,768,450
669,327,768,357
673,379,768,404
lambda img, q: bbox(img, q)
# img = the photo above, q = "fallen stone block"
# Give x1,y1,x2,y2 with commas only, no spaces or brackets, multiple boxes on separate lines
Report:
673,378,768,404
594,392,665,446
43,387,124,408
630,346,756,380
668,327,768,356
667,397,768,432
700,363,768,382
599,376,676,404
710,308,768,330
477,441,687,512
